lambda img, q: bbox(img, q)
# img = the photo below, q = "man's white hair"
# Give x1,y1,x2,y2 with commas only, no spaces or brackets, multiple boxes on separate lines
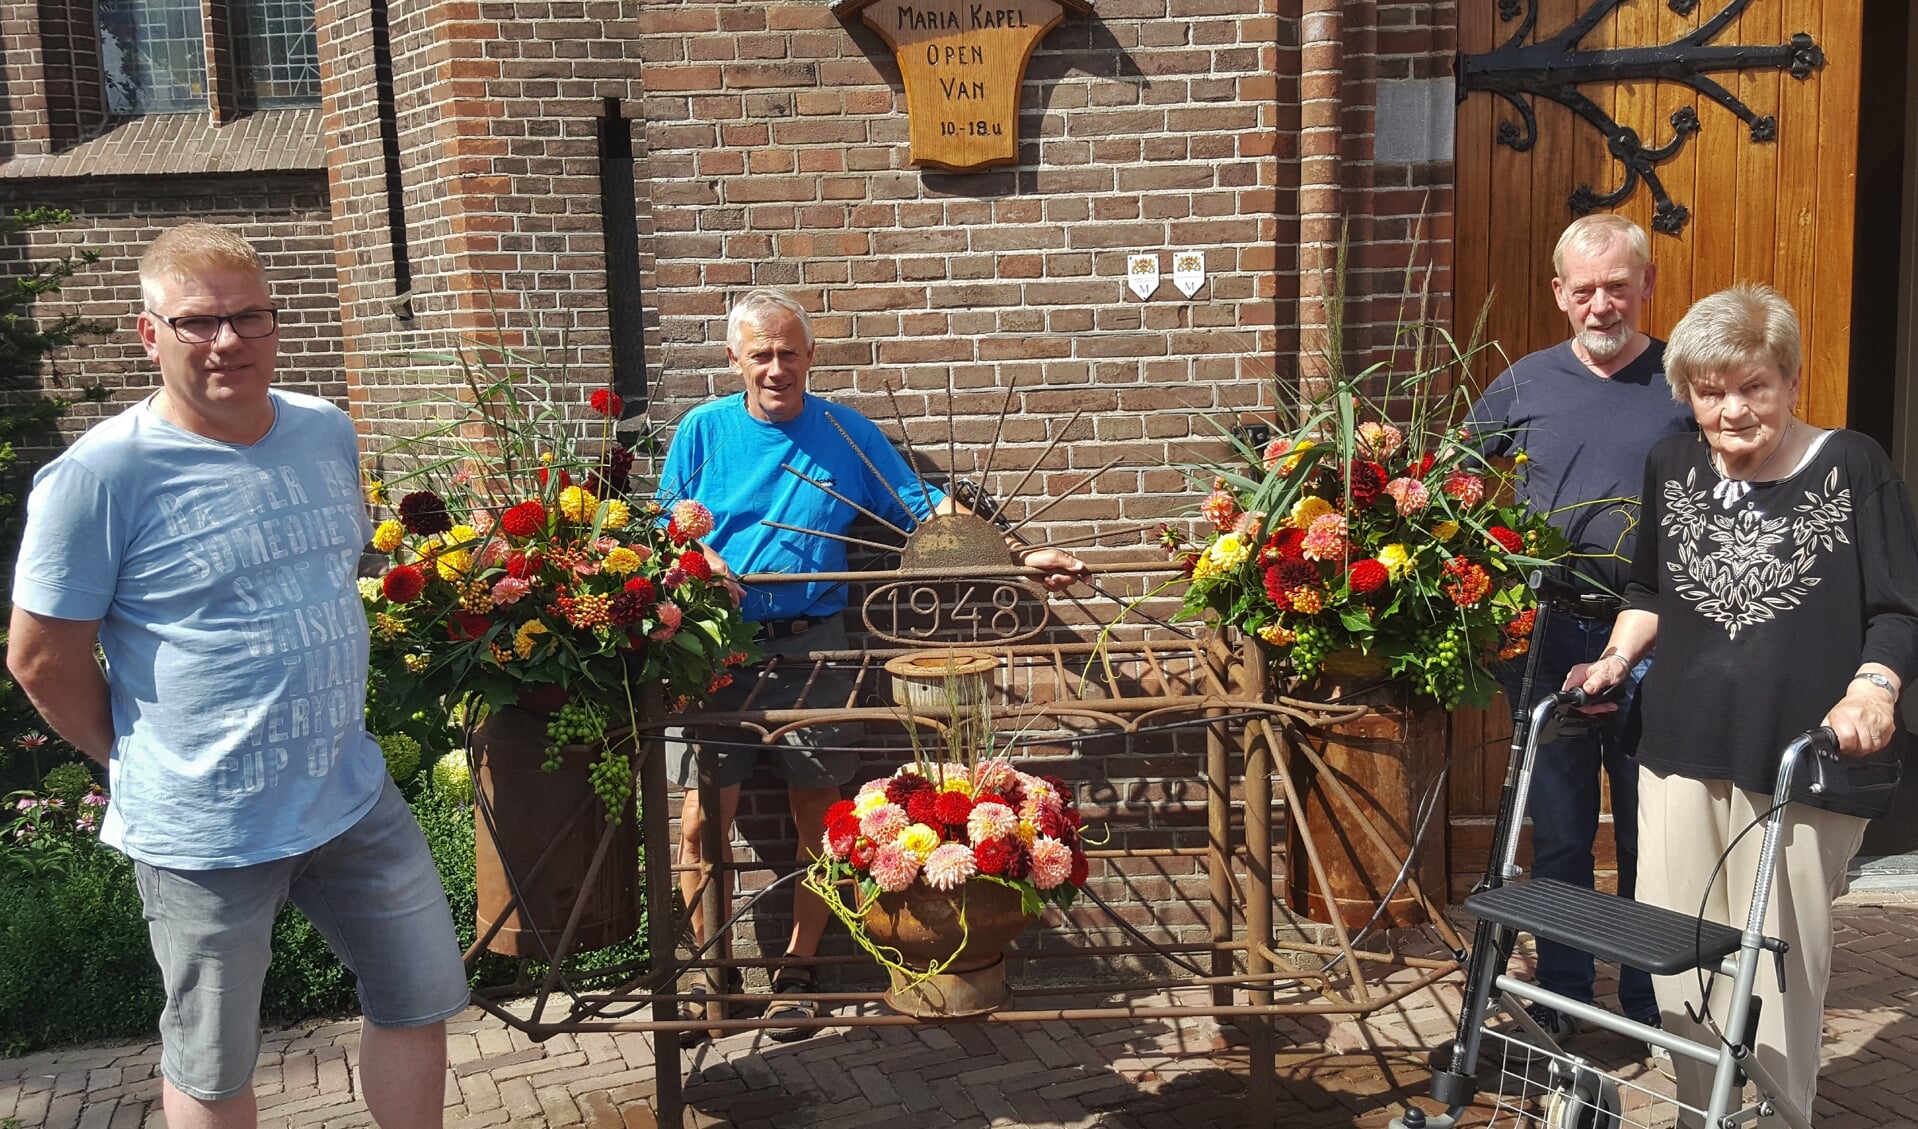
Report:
726,288,814,351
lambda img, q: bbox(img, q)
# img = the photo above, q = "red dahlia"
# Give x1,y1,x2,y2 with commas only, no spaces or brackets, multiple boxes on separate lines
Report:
608,590,649,626
506,550,541,580
885,773,929,806
1263,565,1293,610
1487,526,1523,553
536,466,572,490
933,790,974,826
1417,452,1437,476
396,490,452,536
500,500,546,539
1346,559,1389,594
849,841,876,870
1267,527,1307,562
1346,460,1388,507
679,551,713,581
1069,850,1090,887
622,576,655,602
905,788,941,826
589,388,623,417
826,821,857,859
381,564,426,603
1001,844,1031,880
825,799,857,826
1274,556,1319,590
973,837,1016,876
449,611,491,641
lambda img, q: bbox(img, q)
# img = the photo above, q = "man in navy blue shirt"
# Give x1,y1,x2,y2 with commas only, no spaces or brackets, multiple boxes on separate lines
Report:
1468,215,1694,1043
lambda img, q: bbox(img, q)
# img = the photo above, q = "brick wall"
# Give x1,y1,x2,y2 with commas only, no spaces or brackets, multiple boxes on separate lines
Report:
317,0,652,449
631,0,1302,968
0,174,344,457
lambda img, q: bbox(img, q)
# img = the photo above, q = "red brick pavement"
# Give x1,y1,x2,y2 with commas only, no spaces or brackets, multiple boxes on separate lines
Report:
4,893,1914,1129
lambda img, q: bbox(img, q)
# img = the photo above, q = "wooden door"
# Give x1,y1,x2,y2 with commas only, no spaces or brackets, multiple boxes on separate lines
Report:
1448,0,1866,894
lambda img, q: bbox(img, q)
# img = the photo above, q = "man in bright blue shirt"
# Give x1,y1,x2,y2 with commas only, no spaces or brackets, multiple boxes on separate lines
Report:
660,288,1084,1040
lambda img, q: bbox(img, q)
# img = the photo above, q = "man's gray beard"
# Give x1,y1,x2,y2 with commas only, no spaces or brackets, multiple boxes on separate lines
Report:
1578,325,1630,360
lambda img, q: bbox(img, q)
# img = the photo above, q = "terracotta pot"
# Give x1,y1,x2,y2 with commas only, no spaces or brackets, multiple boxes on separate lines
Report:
472,702,638,957
1284,654,1447,928
862,876,1036,1017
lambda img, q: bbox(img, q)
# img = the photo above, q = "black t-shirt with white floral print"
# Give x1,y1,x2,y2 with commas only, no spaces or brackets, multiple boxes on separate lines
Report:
1625,428,1918,817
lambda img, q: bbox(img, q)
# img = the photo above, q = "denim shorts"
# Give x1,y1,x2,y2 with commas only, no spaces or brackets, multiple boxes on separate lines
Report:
133,777,469,1101
665,613,862,790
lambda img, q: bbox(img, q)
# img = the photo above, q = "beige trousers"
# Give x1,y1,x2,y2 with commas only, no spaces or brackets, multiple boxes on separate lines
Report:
1635,766,1866,1129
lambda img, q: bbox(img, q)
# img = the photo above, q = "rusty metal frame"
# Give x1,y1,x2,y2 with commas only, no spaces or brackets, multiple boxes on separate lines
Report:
462,559,1465,1129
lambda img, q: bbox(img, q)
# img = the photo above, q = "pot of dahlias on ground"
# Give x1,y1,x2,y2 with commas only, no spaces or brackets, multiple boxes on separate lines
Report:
803,653,1094,1017
361,355,758,958
1169,355,1568,928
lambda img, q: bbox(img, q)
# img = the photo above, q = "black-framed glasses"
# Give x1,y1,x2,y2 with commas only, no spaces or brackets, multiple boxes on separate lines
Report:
150,307,280,343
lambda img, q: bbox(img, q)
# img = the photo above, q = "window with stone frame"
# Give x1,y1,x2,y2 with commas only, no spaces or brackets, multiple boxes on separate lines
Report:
88,0,319,119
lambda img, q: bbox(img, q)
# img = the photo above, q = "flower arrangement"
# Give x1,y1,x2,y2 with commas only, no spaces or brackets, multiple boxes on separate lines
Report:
802,664,1094,982
360,349,759,811
1169,371,1568,709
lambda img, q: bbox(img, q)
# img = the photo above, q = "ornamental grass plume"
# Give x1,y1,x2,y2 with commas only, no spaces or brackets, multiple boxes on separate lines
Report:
1170,242,1571,708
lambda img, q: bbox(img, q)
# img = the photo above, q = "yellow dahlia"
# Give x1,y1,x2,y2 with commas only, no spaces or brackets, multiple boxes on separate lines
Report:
372,519,404,552
896,823,941,861
558,485,598,523
513,619,549,659
1432,520,1460,542
602,499,632,530
1290,495,1333,530
1376,543,1412,578
602,546,641,576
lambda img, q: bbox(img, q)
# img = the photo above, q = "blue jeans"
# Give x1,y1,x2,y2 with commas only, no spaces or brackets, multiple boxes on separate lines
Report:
1496,611,1658,1020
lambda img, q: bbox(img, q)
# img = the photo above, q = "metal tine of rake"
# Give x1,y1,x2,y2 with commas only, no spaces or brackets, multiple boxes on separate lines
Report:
974,379,1020,493
759,521,906,555
944,369,959,498
992,408,1084,520
879,384,939,526
1003,453,1126,537
826,411,927,531
777,463,913,538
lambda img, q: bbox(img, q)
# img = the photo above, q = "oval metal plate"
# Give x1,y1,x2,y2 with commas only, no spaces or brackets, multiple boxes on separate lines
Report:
860,579,1049,646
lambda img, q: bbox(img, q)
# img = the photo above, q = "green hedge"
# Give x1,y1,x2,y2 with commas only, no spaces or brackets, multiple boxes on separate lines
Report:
0,775,648,1055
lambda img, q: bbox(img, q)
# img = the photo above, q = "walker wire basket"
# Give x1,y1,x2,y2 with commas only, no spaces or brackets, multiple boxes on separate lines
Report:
1477,1023,1692,1129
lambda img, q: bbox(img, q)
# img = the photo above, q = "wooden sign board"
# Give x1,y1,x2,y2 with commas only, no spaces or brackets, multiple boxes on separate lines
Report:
833,0,1093,172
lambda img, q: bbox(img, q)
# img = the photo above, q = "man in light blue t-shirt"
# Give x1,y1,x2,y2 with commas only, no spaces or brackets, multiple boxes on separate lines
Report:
661,288,1086,1041
8,225,466,1129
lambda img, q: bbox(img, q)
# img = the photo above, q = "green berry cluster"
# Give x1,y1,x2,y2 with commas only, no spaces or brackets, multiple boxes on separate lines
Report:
543,699,607,770
587,742,634,820
1290,622,1333,675
1413,626,1468,707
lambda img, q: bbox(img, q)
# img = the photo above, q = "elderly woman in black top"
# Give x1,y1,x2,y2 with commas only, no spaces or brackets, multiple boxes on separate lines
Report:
1575,282,1918,1127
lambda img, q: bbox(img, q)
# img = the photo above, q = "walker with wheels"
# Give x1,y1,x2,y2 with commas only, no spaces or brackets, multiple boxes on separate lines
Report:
1391,686,1894,1129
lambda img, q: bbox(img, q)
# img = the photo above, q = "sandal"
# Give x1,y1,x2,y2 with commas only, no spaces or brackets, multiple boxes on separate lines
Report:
678,968,745,1047
765,966,821,1043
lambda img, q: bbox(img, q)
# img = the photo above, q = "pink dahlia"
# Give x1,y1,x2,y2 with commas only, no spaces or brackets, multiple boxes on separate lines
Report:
1299,513,1350,562
669,500,714,543
972,760,1020,797
922,842,978,891
489,576,531,607
1029,837,1074,890
966,801,1018,845
859,803,909,844
649,601,682,641
869,844,921,893
1442,472,1486,506
1383,477,1430,516
1356,421,1404,459
1201,485,1239,531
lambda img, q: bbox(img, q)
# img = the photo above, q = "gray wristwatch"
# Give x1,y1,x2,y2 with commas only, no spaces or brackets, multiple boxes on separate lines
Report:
1852,671,1898,699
